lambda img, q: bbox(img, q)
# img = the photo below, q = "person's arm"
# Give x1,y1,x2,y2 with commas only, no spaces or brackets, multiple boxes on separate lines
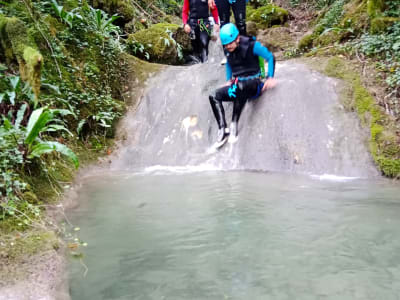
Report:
253,41,275,78
208,0,216,9
210,5,219,25
182,0,190,25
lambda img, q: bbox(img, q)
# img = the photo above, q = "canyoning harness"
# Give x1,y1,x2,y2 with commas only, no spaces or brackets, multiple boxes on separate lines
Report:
198,18,212,36
188,18,212,39
228,76,264,99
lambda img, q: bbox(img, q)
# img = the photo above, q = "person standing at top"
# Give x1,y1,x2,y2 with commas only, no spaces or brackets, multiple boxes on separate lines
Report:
182,0,220,63
208,0,247,65
209,23,276,146
209,0,246,35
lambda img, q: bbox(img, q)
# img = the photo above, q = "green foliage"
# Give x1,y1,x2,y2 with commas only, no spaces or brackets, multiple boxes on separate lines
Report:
51,0,83,28
0,119,26,216
0,105,78,221
87,6,120,37
315,0,346,34
24,107,78,167
384,0,400,17
127,38,150,60
356,22,400,88
155,0,181,16
284,0,337,8
0,74,34,106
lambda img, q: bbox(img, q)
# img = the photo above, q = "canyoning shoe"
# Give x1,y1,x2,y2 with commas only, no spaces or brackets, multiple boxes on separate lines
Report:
228,122,238,144
213,127,229,148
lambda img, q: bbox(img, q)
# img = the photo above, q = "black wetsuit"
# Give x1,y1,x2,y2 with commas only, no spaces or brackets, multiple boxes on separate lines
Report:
183,0,216,62
215,0,247,35
210,78,262,128
209,36,275,130
188,18,212,62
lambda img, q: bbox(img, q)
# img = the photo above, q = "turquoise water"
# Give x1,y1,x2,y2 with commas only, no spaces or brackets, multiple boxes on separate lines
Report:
68,170,400,300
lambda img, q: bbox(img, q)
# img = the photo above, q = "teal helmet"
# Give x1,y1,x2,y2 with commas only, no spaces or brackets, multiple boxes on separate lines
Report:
220,23,239,45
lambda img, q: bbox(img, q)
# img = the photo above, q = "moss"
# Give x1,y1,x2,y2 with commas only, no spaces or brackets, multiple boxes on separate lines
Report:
340,0,369,33
0,230,59,262
298,34,315,51
370,17,400,33
247,4,288,29
322,57,400,177
367,0,385,18
22,191,39,204
314,30,343,47
43,15,64,37
22,47,42,98
128,23,181,64
0,16,43,99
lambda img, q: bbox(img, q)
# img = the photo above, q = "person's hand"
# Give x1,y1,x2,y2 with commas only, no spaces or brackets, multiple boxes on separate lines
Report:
208,0,216,9
184,24,191,33
213,24,220,32
262,78,277,92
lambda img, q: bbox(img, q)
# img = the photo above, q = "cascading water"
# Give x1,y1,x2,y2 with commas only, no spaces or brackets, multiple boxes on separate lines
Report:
110,40,378,178
67,39,400,300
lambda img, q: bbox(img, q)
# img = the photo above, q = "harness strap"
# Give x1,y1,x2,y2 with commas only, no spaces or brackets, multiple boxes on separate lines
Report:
236,71,262,81
198,19,211,35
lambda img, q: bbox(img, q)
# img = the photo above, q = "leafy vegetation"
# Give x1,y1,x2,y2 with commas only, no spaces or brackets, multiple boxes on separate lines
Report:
0,0,179,247
0,0,127,231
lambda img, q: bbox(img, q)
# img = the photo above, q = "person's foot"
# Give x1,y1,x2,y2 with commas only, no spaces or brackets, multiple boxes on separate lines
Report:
228,122,238,143
213,127,229,148
217,127,229,142
186,55,201,65
220,57,227,65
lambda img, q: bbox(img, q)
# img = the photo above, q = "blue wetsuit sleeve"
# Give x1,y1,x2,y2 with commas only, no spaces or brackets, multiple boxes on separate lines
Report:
253,41,275,78
226,62,232,81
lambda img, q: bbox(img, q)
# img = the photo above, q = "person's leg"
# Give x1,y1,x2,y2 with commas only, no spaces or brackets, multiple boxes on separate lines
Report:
199,29,210,63
215,0,231,64
229,79,260,139
188,20,201,61
209,85,233,143
215,0,231,28
209,85,231,129
231,0,247,35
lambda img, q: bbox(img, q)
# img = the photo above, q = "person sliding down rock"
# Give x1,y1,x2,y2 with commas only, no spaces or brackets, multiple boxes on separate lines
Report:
182,0,220,63
209,23,276,146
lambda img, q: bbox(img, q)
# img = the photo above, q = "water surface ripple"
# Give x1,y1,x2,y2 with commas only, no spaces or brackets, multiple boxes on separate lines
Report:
69,171,400,300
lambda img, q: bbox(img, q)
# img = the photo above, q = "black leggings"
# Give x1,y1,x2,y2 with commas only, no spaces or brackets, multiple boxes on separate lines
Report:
215,0,247,35
209,78,262,128
189,19,211,62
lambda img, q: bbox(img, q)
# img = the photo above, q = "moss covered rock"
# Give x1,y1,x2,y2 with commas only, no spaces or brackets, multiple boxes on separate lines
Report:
339,0,369,34
367,0,385,18
323,57,400,178
314,30,344,46
0,15,42,99
127,23,184,64
257,27,295,52
370,17,400,33
298,34,315,51
247,4,288,29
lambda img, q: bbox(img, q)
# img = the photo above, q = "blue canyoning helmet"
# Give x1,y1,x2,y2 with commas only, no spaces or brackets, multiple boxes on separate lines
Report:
220,23,239,45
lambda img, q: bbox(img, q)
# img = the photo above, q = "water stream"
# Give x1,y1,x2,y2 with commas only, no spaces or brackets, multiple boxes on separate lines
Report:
67,42,400,299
